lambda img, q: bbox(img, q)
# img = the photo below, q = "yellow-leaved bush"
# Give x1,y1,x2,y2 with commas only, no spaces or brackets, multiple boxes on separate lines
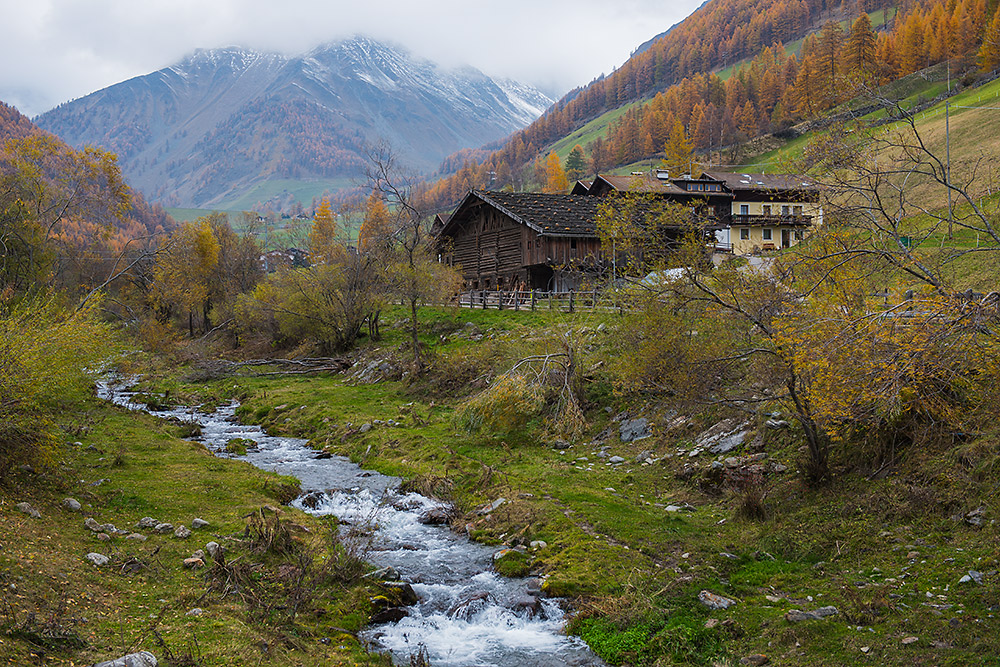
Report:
0,295,117,477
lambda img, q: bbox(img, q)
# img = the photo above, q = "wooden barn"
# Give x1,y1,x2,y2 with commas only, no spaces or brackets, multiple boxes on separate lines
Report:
436,190,611,292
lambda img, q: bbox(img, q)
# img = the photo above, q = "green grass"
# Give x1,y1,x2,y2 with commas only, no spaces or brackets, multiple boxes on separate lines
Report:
218,178,355,212
549,101,644,161
0,394,390,666
137,303,1000,666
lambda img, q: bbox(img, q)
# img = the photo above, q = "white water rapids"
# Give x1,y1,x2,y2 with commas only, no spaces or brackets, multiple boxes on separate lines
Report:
98,383,601,666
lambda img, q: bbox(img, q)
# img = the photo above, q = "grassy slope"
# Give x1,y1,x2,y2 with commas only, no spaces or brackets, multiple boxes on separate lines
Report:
158,306,1000,666
0,387,387,666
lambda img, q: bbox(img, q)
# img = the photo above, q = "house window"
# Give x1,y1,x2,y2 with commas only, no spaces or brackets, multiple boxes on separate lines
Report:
740,204,749,215
793,205,803,216
781,205,790,216
762,228,773,240
794,230,804,240
740,228,750,240
762,205,771,216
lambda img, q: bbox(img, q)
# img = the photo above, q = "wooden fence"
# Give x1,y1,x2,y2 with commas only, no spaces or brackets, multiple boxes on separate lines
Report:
453,289,624,313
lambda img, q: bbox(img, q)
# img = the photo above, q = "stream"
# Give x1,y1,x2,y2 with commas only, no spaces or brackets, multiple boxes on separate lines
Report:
98,383,601,667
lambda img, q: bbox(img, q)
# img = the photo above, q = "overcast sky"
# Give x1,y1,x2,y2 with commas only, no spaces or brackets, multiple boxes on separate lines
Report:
0,0,704,118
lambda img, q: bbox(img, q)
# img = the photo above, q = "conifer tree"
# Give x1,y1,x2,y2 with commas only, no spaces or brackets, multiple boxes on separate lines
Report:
979,8,1000,71
661,119,694,175
542,151,569,193
564,144,589,182
846,13,878,80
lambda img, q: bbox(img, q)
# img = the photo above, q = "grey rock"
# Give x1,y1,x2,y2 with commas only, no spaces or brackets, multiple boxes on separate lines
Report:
191,550,205,561
530,540,548,550
183,557,205,569
635,450,653,463
191,518,209,529
959,570,983,585
620,417,651,443
126,533,147,541
63,498,82,511
785,606,838,621
101,523,118,534
359,423,372,434
174,525,192,539
135,517,158,529
205,541,222,559
91,650,157,667
363,566,400,582
608,456,626,464
185,608,203,616
15,502,41,518
740,655,770,666
698,590,737,610
695,419,751,455
96,533,111,542
85,517,103,532
154,523,174,534
476,498,507,516
418,506,455,525
665,503,696,513
551,440,572,450
86,552,110,567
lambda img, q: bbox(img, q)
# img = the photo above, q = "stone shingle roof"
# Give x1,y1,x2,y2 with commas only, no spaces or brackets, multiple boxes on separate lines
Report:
469,190,609,237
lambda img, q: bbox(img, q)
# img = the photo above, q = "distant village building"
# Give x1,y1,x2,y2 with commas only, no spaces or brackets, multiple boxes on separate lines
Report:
436,169,821,290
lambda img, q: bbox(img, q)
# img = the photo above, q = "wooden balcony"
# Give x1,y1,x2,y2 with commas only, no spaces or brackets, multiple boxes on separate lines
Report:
727,213,813,227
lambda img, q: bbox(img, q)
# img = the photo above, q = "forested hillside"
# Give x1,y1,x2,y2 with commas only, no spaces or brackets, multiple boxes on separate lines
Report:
418,0,998,210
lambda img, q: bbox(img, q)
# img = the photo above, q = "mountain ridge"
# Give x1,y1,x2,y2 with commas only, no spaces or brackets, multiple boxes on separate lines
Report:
35,36,553,209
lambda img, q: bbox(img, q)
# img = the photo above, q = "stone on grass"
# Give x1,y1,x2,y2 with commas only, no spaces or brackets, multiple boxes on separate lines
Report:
174,525,192,539
529,540,548,550
959,570,983,585
785,606,838,622
63,498,82,511
359,423,372,434
135,517,158,529
191,518,209,529
92,651,157,667
85,517,103,532
741,655,770,666
154,523,173,534
16,502,41,518
608,456,626,464
205,542,222,560
902,636,919,645
126,533,147,542
185,608,203,617
183,557,205,569
698,590,737,610
96,533,111,542
619,418,651,443
86,553,110,567
476,498,506,515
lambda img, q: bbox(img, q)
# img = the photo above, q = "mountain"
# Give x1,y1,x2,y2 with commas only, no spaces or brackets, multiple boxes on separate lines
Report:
35,36,553,209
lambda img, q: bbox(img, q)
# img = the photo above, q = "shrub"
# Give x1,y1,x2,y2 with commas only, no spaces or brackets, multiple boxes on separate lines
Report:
0,295,116,479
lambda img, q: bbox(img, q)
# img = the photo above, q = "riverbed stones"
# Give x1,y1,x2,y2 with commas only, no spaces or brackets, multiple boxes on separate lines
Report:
370,607,408,624
363,566,400,582
63,498,82,511
92,650,158,667
418,505,455,525
698,590,737,610
86,553,110,567
378,581,419,606
16,502,41,518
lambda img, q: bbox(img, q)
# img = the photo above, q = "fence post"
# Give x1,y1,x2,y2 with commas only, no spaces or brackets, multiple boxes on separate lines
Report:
593,288,598,309
531,290,536,311
548,291,552,310
480,290,486,310
514,290,519,311
498,290,504,311
569,290,575,313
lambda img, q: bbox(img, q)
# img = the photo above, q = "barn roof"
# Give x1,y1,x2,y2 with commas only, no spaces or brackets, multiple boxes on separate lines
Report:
700,170,820,194
439,190,610,238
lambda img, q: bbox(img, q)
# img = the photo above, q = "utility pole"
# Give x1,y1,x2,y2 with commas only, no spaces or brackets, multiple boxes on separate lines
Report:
946,100,953,239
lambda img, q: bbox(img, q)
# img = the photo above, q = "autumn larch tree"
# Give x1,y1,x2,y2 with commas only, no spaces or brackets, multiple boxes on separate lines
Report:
846,13,879,80
661,119,694,176
542,151,569,193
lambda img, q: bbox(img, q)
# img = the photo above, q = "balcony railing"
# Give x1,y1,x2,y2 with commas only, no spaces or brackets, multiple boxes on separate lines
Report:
727,213,813,227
